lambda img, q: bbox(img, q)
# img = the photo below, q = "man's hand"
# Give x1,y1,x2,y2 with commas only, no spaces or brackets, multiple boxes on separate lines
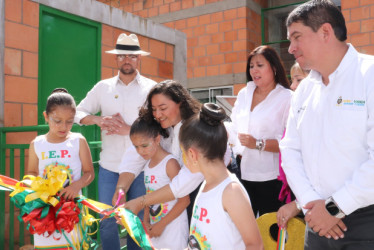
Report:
304,199,346,238
325,220,347,240
112,187,126,206
125,196,143,215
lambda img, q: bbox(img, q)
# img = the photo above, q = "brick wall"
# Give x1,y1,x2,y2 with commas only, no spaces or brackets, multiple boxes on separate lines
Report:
342,0,374,55
99,0,266,94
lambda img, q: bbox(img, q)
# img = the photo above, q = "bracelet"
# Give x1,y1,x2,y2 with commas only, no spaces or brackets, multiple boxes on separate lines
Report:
140,195,146,208
295,200,302,211
116,186,125,191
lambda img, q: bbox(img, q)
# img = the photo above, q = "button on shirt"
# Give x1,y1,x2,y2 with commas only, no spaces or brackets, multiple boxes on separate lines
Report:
280,44,374,215
230,82,292,181
74,72,156,173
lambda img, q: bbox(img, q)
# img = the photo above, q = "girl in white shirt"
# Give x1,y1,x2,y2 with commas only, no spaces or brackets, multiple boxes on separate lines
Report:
129,115,189,250
180,103,263,250
229,45,292,217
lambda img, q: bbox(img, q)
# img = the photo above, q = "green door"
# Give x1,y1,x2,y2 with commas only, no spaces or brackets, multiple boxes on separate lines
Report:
39,5,101,124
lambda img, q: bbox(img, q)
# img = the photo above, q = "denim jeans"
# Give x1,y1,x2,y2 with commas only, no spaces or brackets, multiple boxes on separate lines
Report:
98,166,145,250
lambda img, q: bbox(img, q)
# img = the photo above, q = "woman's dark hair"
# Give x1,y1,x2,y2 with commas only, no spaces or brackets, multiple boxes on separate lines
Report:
246,45,290,89
46,88,76,114
286,0,347,42
179,103,227,161
130,109,169,138
141,80,201,124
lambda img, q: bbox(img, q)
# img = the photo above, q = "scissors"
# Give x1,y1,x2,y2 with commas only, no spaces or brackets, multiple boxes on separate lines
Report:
100,189,125,222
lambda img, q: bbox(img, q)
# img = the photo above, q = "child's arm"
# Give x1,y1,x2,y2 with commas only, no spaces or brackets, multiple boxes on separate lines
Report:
59,137,95,200
26,141,39,177
223,183,264,250
143,206,151,232
148,158,190,238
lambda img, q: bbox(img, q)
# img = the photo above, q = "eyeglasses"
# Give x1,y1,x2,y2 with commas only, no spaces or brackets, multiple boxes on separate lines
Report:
117,54,138,61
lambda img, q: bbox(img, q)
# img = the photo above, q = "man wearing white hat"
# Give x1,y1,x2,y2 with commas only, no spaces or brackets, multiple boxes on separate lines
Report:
74,33,157,250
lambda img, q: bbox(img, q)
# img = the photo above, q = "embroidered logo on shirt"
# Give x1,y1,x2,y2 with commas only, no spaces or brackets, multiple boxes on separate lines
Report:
188,225,211,250
115,95,118,99
192,205,210,223
336,96,365,107
297,106,306,113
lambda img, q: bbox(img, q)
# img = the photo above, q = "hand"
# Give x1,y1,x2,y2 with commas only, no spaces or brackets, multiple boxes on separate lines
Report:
143,220,152,233
98,113,125,135
59,181,82,200
148,220,166,238
304,200,343,236
238,133,256,149
324,220,347,240
112,187,126,206
277,201,301,228
125,196,143,215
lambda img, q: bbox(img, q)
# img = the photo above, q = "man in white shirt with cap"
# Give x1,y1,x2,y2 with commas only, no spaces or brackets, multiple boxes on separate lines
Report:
74,33,156,250
280,0,374,249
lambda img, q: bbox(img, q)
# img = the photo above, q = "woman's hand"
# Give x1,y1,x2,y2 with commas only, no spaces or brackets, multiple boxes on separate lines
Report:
125,196,143,215
276,201,301,228
238,133,256,149
112,187,126,206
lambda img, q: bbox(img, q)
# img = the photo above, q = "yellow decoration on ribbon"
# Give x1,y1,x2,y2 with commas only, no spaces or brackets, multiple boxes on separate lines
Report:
10,164,72,207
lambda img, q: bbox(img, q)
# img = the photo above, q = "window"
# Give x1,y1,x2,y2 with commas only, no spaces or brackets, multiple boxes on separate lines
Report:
190,86,233,104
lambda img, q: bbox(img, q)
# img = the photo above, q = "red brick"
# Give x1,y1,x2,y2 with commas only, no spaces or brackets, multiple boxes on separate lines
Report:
237,51,247,61
23,51,38,78
138,35,150,51
351,33,371,46
5,75,37,103
341,0,360,9
195,0,205,6
187,68,193,78
371,6,374,18
187,58,198,68
5,21,38,52
211,54,224,65
122,4,133,12
206,23,218,34
193,67,206,78
165,44,174,62
144,0,153,9
164,22,175,29
219,21,232,32
188,37,198,47
164,0,174,4
149,39,166,60
23,0,39,27
225,52,238,63
4,103,22,127
193,26,205,36
5,0,22,23
182,0,193,9
211,33,224,43
198,56,210,66
23,104,38,126
102,25,114,47
148,7,159,17
206,44,219,55
159,4,170,15
133,1,143,11
4,48,21,76
351,6,370,21
211,12,223,23
237,7,247,18
234,83,246,95
187,17,198,27
224,30,237,41
360,45,374,56
238,29,248,40
207,65,219,76
102,45,118,68
219,64,232,74
140,57,158,76
158,61,173,78
101,67,115,79
187,47,193,58
346,21,360,34
219,42,233,53
233,62,246,73
175,19,187,30
342,10,350,22
137,9,149,18
183,28,194,38
198,14,211,25
153,0,163,7
233,40,247,51
193,47,206,57
223,8,237,20
170,2,181,12
198,35,211,46
233,18,247,30
361,19,374,32
361,0,374,4
7,132,36,145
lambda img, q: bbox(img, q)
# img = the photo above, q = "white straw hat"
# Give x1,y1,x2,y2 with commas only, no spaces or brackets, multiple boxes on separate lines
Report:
105,33,150,56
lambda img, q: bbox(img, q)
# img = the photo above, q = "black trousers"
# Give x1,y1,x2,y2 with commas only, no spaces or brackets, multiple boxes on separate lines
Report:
305,204,374,250
241,179,283,217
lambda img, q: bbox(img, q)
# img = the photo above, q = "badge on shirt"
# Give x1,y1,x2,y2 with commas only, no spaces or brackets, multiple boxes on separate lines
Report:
335,96,366,109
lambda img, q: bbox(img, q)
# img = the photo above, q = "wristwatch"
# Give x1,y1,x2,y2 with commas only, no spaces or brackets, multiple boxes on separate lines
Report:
325,197,345,218
255,139,265,151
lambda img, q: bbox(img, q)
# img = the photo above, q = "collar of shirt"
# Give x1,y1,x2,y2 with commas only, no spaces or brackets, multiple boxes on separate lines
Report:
116,70,140,86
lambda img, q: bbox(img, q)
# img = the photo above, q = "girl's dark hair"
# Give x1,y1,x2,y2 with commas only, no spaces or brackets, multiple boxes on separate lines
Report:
179,103,227,161
141,80,201,124
46,88,76,114
246,45,290,89
130,109,169,138
286,0,347,42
